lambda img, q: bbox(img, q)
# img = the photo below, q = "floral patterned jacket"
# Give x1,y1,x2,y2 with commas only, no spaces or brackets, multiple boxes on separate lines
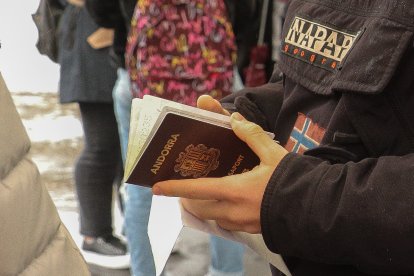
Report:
126,0,237,106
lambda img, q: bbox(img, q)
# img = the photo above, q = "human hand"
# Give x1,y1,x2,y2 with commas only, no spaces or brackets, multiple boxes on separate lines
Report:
197,94,230,115
152,112,288,234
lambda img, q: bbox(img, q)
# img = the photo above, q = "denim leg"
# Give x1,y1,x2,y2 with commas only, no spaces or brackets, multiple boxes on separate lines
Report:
112,68,132,163
112,68,156,276
125,185,155,276
209,236,245,276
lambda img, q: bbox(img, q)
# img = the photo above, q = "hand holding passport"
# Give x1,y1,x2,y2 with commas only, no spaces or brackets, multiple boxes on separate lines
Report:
125,95,290,276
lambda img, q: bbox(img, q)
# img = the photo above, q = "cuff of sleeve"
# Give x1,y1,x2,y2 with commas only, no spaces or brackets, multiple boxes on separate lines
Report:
260,152,295,254
260,152,327,256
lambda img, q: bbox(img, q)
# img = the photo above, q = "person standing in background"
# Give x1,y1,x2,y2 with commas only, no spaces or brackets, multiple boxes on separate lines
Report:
85,0,149,274
56,0,129,268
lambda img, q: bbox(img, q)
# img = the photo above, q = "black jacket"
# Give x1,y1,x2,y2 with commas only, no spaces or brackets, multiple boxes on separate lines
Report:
85,0,136,68
222,0,414,275
57,3,117,103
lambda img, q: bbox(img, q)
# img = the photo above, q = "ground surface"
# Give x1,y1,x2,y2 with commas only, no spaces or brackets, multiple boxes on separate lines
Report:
11,91,272,276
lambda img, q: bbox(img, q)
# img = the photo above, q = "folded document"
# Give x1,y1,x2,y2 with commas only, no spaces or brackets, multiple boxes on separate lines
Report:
148,196,291,276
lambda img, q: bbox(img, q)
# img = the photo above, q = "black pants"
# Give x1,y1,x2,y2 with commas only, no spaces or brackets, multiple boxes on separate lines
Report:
75,102,123,237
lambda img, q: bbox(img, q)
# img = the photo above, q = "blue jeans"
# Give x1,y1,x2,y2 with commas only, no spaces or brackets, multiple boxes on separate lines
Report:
113,68,245,276
113,68,155,276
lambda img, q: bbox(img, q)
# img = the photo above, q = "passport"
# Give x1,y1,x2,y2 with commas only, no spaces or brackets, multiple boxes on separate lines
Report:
124,95,272,187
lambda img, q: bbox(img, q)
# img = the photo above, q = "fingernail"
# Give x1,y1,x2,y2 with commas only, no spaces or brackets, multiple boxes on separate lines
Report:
231,112,245,121
152,185,162,195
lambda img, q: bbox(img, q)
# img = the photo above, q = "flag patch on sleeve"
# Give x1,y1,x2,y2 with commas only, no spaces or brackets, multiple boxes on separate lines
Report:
282,16,359,71
285,113,326,154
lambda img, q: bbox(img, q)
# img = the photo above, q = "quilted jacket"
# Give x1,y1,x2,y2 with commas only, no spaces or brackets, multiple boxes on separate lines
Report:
0,73,90,276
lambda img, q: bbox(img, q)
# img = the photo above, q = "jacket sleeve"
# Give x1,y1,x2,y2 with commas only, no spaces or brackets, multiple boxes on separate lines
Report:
85,0,123,28
220,68,284,132
261,152,414,274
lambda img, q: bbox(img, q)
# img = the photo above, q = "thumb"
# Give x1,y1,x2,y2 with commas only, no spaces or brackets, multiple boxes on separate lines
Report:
230,112,287,165
197,95,230,115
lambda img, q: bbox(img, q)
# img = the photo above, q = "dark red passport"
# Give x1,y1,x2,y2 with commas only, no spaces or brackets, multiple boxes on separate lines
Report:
126,111,260,187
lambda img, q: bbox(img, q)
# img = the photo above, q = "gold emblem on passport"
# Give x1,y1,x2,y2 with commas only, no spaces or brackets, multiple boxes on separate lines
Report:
174,144,220,178
283,16,359,71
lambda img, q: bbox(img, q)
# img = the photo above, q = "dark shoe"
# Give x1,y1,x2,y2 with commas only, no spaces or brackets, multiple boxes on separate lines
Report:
82,235,127,256
81,235,130,269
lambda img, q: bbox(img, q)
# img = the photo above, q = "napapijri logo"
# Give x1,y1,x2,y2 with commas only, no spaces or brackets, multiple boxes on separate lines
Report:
283,16,359,71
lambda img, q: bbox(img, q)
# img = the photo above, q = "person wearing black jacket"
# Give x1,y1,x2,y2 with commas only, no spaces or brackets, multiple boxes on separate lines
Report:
56,0,129,268
85,1,150,275
152,0,414,275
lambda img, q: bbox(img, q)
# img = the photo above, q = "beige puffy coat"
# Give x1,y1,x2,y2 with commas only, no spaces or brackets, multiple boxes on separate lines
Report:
0,73,90,276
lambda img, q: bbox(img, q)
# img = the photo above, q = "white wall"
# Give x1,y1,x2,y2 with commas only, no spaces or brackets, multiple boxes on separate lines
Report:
0,0,60,93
